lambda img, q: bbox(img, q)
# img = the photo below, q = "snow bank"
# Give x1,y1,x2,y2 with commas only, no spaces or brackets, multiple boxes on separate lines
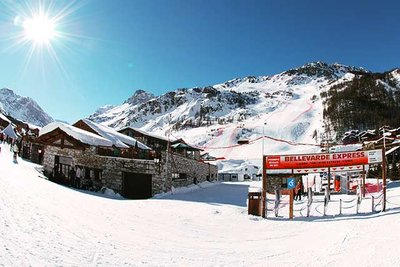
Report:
1,142,400,266
153,181,220,198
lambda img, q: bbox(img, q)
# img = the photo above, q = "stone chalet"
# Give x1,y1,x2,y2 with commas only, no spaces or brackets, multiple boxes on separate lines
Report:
119,127,202,161
36,120,218,199
119,127,171,153
0,113,44,164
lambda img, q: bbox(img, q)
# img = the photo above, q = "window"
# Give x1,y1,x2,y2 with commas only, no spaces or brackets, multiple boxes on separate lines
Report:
81,167,102,181
172,173,187,180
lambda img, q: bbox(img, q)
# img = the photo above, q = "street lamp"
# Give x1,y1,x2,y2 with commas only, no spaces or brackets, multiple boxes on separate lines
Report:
262,122,267,157
380,125,389,211
262,121,267,218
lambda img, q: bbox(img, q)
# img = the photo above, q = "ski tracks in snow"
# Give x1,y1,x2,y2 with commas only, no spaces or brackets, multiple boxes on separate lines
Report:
291,100,313,122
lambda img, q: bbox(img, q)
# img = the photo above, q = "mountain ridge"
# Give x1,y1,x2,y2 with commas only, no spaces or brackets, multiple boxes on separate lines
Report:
88,62,367,132
87,62,399,164
0,88,54,127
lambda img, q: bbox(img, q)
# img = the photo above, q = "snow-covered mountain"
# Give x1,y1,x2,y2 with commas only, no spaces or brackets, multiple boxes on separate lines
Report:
89,63,354,144
88,62,399,173
90,62,361,131
0,88,53,127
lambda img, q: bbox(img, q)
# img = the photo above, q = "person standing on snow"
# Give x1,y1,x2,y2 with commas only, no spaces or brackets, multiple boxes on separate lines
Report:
75,166,82,189
69,166,76,188
294,180,303,201
12,142,19,161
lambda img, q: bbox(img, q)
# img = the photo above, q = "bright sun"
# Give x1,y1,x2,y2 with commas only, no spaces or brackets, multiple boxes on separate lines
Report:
23,15,56,44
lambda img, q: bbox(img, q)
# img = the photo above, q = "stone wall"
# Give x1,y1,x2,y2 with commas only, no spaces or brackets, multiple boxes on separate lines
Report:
42,145,218,197
43,146,162,194
164,151,218,188
30,143,44,164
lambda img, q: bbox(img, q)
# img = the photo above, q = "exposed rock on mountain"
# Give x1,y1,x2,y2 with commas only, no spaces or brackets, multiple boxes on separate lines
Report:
0,88,53,127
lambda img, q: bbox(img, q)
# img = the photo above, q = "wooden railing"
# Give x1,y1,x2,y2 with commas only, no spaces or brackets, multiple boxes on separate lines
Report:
96,147,159,160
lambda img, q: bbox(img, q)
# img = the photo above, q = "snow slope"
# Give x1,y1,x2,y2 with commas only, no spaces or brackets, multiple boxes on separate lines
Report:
89,62,368,173
1,142,400,266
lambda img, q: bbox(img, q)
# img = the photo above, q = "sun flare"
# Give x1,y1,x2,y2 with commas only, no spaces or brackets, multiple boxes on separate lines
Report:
23,15,56,44
2,0,87,80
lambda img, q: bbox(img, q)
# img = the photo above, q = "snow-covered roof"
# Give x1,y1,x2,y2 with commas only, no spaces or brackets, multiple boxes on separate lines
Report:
40,122,114,147
25,122,41,130
0,112,11,124
171,142,202,151
78,119,150,150
386,146,400,156
119,126,172,142
329,144,363,153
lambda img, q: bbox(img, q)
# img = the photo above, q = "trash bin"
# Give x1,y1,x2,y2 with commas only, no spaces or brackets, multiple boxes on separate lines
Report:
248,192,262,216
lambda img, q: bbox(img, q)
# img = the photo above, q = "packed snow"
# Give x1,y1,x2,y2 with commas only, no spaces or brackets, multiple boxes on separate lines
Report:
1,142,400,266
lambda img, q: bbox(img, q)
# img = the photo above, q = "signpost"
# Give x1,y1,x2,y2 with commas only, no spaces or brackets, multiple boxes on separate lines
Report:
265,150,382,170
261,149,385,219
287,178,296,189
287,177,295,220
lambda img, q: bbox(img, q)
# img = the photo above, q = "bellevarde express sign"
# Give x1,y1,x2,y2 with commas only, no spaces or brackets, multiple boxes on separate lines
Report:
265,149,383,170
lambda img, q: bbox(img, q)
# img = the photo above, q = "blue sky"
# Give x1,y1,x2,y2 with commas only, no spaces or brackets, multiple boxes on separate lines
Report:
0,0,399,123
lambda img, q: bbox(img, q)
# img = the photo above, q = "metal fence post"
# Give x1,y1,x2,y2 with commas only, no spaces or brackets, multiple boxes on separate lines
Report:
356,199,359,214
339,199,342,215
307,188,312,218
274,189,280,217
372,196,375,212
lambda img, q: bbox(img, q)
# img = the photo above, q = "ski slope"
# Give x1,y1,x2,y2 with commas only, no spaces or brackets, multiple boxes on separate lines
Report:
1,142,400,266
174,80,325,162
91,64,371,176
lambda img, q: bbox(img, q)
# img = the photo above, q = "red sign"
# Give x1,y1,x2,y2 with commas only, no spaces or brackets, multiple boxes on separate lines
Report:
265,149,382,169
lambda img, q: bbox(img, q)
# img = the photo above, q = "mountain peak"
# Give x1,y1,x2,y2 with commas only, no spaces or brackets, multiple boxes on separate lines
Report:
124,89,155,105
0,87,53,127
0,88,17,97
285,61,367,79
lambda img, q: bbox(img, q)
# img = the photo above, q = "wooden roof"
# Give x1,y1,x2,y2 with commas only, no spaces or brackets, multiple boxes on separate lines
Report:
36,127,90,150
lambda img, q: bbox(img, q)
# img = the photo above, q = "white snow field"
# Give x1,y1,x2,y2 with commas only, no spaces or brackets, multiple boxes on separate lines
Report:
1,142,400,266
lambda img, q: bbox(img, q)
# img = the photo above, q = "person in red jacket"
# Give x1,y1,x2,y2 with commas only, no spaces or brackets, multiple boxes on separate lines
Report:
294,180,303,201
334,175,341,192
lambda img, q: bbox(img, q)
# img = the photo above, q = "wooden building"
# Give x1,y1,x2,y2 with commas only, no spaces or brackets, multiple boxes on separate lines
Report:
0,112,11,130
118,127,170,152
73,119,151,160
37,121,218,199
118,127,204,160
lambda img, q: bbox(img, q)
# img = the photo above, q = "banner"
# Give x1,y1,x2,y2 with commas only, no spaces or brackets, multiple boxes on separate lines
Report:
265,149,382,169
